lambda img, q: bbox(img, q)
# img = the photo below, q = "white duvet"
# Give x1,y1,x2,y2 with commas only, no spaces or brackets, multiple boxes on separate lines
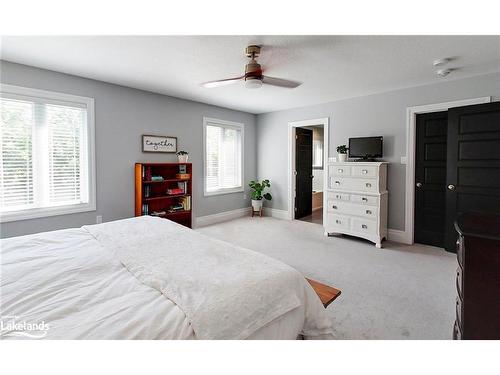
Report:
1,217,333,339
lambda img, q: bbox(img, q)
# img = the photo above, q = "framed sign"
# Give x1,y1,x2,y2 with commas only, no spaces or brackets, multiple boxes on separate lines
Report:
142,135,177,153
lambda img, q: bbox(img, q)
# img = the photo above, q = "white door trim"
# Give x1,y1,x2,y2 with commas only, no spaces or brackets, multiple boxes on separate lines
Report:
404,96,491,244
287,117,329,220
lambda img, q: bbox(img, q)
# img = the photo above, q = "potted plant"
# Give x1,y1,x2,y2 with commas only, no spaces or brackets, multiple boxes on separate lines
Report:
336,145,348,162
249,179,272,212
176,150,189,163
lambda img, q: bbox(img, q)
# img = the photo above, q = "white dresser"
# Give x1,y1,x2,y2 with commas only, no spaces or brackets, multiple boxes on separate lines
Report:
324,162,388,248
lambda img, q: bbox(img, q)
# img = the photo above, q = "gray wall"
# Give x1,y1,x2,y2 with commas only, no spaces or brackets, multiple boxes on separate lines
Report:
0,61,256,238
256,72,500,231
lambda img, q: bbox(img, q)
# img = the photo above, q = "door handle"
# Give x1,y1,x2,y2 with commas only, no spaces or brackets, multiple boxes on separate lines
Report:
448,184,456,191
416,182,422,188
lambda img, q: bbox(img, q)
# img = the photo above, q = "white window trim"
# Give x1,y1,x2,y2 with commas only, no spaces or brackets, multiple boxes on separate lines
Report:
0,84,96,223
203,117,244,197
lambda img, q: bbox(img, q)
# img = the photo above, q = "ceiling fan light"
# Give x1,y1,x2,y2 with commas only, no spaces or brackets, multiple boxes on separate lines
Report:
244,77,263,89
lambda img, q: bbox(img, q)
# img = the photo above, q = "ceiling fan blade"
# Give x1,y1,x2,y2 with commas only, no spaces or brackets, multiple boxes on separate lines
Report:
200,76,244,88
262,76,301,88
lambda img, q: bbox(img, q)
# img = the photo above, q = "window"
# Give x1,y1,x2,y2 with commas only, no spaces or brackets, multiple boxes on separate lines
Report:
0,84,95,222
312,139,323,169
203,117,244,196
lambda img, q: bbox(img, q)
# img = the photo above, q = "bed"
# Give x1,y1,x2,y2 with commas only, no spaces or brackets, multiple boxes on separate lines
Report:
1,216,333,339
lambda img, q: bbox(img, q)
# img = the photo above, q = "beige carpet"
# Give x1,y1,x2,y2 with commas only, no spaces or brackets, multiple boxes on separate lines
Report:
197,216,457,339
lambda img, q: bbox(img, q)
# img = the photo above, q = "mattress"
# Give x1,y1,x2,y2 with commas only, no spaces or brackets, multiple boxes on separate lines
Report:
1,221,333,339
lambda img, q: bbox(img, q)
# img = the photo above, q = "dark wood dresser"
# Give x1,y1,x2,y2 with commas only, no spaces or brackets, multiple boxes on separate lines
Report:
453,212,500,340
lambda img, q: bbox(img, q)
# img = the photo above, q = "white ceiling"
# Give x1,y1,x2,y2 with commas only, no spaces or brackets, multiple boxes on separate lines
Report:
1,36,499,114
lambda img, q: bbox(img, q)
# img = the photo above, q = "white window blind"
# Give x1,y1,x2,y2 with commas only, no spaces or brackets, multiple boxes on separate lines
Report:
0,85,95,222
203,118,243,195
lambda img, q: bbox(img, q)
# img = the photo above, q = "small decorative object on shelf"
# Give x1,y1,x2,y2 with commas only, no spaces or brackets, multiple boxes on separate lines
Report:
176,150,189,163
135,163,192,228
336,144,348,162
249,179,272,217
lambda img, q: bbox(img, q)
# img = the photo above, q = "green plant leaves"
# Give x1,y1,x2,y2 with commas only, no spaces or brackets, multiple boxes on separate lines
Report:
249,179,272,201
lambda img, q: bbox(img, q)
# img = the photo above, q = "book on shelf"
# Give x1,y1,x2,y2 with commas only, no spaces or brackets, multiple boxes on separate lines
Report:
175,173,190,180
142,166,152,181
168,203,184,213
177,181,187,194
166,188,184,195
180,196,191,211
142,203,149,215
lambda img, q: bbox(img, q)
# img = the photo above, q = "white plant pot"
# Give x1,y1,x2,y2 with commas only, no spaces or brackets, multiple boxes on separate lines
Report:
338,153,347,162
178,155,189,163
252,199,263,211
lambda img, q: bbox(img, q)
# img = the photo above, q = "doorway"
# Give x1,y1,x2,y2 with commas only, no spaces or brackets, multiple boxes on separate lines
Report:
412,101,500,251
414,111,448,248
288,118,329,225
295,125,325,224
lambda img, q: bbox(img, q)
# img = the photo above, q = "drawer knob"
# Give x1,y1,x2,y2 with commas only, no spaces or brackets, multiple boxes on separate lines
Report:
336,195,340,199
336,220,341,224
338,168,343,173
366,183,372,188
332,205,338,209
362,197,368,202
366,210,372,214
362,169,368,174
362,224,368,229
335,181,340,185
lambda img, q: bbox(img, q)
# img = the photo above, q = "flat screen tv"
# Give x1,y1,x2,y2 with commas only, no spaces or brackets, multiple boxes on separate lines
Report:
348,136,383,161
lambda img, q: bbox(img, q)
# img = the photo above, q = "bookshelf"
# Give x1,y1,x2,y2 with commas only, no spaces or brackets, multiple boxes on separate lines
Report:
135,163,192,228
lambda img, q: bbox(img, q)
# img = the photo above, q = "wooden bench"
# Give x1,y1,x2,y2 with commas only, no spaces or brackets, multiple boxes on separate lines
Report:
306,278,341,308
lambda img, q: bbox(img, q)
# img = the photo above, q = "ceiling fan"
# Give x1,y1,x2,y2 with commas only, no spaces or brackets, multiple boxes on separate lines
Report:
201,45,301,89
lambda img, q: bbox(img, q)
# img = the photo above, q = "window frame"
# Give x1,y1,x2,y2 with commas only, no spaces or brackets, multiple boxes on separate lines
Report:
203,117,244,197
0,84,96,223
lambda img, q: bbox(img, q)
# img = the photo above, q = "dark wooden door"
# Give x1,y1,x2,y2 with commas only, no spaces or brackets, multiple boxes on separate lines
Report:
295,127,313,219
415,111,448,247
445,101,500,251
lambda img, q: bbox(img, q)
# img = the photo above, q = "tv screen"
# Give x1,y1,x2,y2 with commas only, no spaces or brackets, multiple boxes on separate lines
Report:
349,137,383,159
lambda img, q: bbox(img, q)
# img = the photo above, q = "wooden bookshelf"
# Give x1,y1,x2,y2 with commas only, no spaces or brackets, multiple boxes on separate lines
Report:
135,163,192,228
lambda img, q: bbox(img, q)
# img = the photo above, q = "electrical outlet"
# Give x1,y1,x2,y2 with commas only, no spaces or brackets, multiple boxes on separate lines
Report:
96,215,102,224
243,194,247,200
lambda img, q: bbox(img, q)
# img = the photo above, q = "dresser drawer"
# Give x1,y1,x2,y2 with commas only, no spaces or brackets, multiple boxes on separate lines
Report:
455,296,463,331
330,177,379,193
457,237,464,267
453,320,462,340
351,217,378,235
351,165,378,178
350,193,378,206
326,214,350,231
456,266,463,299
327,192,350,201
328,200,379,220
329,165,351,177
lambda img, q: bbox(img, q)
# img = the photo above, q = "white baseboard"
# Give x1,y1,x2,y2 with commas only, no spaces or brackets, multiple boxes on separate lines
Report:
263,208,290,220
194,207,250,228
387,229,411,244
